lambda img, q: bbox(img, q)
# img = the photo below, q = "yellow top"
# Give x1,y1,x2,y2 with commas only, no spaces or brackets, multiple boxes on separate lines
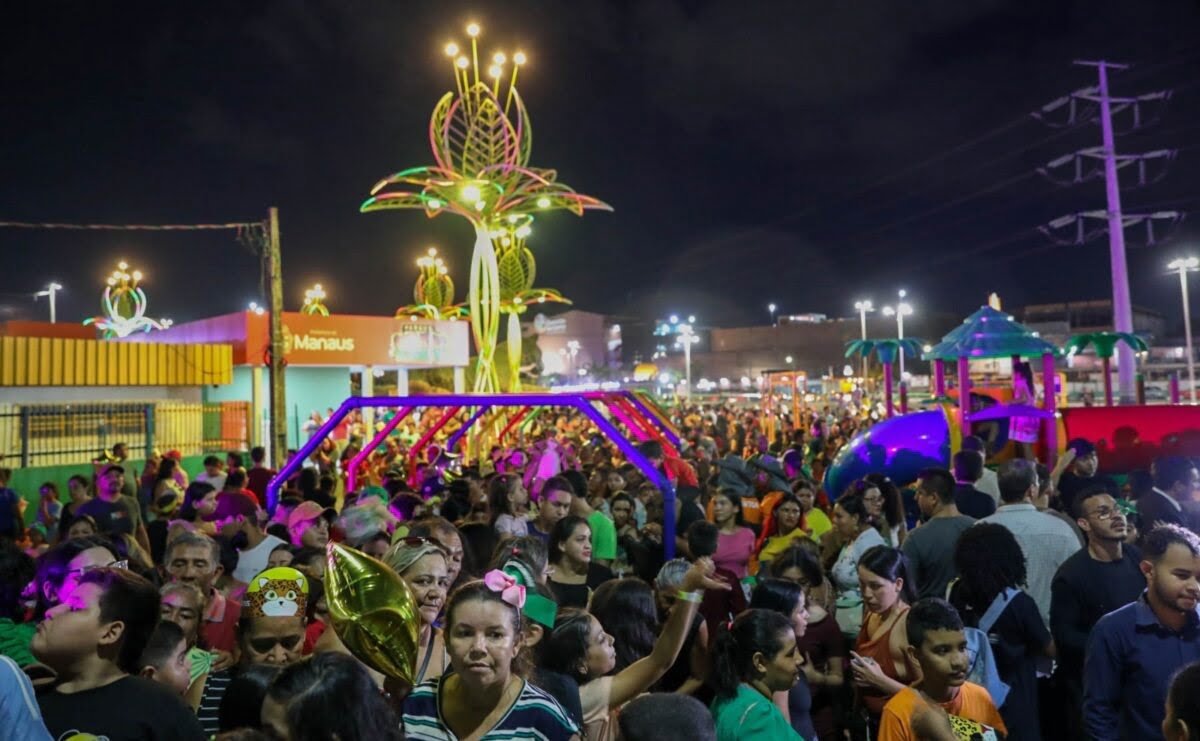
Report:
805,507,834,540
758,527,811,565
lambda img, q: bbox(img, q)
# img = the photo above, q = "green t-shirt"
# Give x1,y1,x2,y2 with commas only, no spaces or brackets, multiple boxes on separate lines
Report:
587,511,617,561
711,683,805,741
0,619,36,667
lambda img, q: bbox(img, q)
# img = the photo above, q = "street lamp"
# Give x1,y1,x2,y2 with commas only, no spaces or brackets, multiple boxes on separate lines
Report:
882,290,914,377
34,282,63,323
768,303,777,325
854,299,874,378
1168,257,1199,404
675,319,699,400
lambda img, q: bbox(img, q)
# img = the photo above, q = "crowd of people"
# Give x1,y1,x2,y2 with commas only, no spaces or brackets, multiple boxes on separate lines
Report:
1,402,1200,740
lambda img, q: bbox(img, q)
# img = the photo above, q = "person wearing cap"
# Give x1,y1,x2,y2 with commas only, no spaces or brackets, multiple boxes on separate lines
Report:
287,500,335,548
109,442,140,501
1056,439,1120,516
76,463,152,556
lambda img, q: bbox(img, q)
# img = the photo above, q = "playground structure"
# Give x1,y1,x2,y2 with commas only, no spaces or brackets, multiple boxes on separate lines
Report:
761,370,808,443
268,390,686,557
827,303,1200,497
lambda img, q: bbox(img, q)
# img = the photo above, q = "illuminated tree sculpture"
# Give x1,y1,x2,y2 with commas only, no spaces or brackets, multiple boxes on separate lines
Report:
396,247,468,321
495,218,570,390
301,284,330,316
83,261,171,338
361,22,610,392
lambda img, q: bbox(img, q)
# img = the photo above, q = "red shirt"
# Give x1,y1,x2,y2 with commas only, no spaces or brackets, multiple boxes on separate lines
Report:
245,467,276,507
663,457,699,487
201,588,241,653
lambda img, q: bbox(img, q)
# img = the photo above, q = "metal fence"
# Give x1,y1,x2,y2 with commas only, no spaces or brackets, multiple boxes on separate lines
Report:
0,400,250,467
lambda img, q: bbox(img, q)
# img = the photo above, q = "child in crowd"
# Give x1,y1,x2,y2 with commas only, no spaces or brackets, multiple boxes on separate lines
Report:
138,619,193,696
31,567,205,739
878,598,1007,740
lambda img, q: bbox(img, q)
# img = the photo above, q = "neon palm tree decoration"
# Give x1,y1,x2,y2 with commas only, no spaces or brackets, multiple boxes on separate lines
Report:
1066,332,1149,406
495,217,570,390
396,247,468,321
361,22,610,392
846,338,925,417
301,284,330,316
83,261,170,338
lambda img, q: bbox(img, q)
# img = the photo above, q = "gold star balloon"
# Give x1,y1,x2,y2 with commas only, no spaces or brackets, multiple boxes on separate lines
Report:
324,542,421,683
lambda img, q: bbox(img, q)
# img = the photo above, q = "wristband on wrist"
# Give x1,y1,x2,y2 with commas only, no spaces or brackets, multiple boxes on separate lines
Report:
676,590,702,604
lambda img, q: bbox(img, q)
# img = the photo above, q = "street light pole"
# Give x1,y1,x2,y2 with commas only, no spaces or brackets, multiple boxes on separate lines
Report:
1169,258,1198,404
768,303,777,326
34,282,63,323
882,291,913,378
678,324,696,399
854,299,874,379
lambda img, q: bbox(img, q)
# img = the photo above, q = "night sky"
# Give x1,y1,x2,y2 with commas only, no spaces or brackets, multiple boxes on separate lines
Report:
3,1,1200,332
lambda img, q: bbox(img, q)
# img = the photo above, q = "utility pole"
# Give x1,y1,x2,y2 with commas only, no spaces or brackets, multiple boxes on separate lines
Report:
1037,62,1178,404
266,207,288,471
1089,61,1135,403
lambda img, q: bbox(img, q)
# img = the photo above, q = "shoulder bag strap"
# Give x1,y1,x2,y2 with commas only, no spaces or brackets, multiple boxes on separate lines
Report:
978,587,1019,633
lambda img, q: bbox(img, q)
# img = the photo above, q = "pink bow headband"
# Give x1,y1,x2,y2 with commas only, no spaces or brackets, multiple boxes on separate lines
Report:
483,569,526,609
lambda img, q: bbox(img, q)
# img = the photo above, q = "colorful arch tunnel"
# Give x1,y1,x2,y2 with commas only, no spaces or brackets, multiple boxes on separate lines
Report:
268,391,687,557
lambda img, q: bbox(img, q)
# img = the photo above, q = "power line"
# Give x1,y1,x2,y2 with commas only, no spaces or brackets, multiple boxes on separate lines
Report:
0,220,262,231
851,171,1039,255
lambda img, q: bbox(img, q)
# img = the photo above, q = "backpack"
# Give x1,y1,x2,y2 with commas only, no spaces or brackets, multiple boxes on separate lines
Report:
963,587,1018,708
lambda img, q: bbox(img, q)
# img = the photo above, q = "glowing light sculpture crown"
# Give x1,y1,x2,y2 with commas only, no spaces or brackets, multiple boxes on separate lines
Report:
396,247,468,321
83,261,170,337
302,284,330,316
361,22,609,392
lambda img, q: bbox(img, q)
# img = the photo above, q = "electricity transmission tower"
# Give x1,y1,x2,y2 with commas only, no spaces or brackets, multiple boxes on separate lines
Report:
1036,61,1180,404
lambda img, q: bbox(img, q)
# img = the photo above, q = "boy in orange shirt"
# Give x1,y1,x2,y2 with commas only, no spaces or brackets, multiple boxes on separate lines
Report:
879,598,1007,741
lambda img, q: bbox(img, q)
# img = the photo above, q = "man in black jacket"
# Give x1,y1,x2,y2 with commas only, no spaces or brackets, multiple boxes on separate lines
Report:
1137,455,1198,532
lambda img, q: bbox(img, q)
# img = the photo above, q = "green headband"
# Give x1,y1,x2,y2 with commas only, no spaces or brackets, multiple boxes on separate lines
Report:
502,560,557,628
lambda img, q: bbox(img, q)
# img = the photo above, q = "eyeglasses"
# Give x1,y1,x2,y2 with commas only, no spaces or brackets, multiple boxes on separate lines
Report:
67,560,128,577
862,495,883,504
1087,506,1122,521
247,634,304,654
396,535,448,553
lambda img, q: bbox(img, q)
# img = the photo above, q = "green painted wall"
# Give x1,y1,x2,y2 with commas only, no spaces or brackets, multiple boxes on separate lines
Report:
13,455,209,525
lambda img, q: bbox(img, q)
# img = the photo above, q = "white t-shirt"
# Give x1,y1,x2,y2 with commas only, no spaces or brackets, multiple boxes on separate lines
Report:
495,513,529,538
195,472,227,492
233,534,287,583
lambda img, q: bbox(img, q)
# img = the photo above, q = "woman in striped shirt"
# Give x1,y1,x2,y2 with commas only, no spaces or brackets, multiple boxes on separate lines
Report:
403,572,581,740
